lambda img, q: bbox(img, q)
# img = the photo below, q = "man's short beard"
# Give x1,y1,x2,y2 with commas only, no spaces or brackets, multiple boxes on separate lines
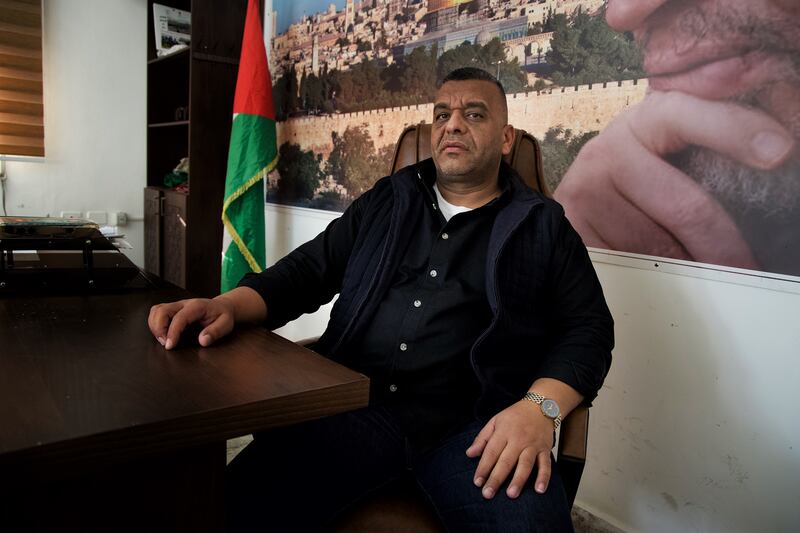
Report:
678,144,800,219
673,113,800,274
674,87,800,219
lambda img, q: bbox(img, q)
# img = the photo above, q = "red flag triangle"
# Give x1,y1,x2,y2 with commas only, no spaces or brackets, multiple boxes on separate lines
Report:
233,0,275,120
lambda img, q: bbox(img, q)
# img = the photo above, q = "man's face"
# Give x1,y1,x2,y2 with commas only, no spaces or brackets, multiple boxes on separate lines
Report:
430,79,514,186
607,0,800,214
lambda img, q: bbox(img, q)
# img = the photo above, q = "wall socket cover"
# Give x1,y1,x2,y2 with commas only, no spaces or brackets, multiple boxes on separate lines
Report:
86,210,108,224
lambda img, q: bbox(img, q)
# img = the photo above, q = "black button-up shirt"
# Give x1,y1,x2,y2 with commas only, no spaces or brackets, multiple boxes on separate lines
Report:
350,174,510,448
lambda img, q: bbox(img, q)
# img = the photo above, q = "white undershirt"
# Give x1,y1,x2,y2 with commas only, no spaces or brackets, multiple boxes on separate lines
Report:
433,183,474,222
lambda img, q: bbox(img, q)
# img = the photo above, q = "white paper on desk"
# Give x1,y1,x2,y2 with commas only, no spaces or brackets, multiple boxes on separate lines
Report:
111,238,133,250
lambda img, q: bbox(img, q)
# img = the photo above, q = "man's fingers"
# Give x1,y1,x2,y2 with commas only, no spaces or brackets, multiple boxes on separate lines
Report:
631,92,795,170
533,450,552,494
505,448,537,499
164,301,208,350
466,417,495,458
611,146,759,269
559,92,790,268
480,445,518,500
198,313,234,347
558,142,691,259
164,312,189,350
148,301,185,345
472,435,506,490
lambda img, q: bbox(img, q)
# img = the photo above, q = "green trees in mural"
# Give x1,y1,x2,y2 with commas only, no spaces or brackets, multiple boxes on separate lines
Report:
547,12,644,86
275,38,528,116
273,63,299,120
270,126,394,208
436,39,526,93
327,126,381,198
275,142,322,202
399,46,437,101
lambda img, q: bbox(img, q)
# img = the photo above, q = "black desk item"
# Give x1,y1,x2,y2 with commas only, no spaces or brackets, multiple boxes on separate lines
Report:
0,216,143,291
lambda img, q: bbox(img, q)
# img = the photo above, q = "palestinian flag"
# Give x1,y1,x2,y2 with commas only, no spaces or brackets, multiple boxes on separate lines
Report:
221,0,277,292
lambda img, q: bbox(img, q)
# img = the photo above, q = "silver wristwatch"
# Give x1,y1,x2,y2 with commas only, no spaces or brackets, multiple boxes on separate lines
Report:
523,391,562,430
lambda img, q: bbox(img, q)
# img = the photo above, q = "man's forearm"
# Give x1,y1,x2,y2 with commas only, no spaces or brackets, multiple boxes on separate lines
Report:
215,286,268,324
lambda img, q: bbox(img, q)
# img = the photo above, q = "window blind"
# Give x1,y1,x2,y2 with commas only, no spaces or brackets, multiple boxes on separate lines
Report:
0,0,43,157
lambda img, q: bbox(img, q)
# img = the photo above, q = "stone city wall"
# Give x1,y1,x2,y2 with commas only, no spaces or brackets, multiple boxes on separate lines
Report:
276,79,649,159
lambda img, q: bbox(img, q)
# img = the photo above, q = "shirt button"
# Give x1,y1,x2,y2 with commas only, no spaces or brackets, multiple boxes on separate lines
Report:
399,342,408,351
429,269,438,278
389,384,398,392
413,299,422,308
441,233,449,240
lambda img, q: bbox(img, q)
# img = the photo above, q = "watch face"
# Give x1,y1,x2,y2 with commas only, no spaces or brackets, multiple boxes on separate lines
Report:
541,399,560,418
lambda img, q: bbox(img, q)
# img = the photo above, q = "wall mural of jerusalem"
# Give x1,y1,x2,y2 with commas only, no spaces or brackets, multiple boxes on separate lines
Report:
267,0,800,278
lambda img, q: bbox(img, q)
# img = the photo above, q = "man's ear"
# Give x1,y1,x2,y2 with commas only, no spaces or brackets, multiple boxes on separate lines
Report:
501,124,515,156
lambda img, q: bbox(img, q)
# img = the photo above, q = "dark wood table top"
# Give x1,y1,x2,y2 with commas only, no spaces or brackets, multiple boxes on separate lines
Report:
0,285,369,479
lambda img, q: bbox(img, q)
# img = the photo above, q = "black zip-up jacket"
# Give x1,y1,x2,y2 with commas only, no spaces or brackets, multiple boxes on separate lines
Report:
240,158,614,416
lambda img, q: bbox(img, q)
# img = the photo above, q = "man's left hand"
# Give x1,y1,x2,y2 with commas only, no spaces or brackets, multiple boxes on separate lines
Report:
466,400,555,499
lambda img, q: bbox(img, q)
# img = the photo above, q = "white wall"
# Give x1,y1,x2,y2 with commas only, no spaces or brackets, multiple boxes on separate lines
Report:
5,0,147,266
266,204,800,533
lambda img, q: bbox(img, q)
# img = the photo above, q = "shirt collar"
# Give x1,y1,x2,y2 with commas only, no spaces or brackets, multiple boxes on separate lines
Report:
415,158,512,212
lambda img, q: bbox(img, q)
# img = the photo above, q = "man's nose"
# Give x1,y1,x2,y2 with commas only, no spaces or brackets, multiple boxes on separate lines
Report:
445,111,466,134
606,0,669,31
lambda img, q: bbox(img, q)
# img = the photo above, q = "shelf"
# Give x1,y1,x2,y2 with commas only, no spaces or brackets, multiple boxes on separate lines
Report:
148,121,189,128
146,185,189,195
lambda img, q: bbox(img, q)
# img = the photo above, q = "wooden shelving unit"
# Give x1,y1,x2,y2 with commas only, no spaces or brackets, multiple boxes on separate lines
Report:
144,0,252,297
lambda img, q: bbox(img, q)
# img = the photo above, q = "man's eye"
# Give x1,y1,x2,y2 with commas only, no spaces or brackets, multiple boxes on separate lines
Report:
435,112,449,121
467,112,483,119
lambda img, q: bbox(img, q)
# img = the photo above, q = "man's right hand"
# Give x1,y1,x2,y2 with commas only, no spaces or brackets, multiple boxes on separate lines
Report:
148,286,267,350
554,90,795,269
148,297,235,350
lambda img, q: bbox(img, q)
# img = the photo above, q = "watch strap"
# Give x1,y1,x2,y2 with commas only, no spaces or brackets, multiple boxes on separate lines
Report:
523,391,562,430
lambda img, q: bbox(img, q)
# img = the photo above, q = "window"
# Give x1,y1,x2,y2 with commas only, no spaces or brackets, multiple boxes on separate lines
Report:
0,0,44,158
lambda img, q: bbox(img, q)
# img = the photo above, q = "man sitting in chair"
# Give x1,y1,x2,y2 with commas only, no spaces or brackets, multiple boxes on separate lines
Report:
148,67,614,532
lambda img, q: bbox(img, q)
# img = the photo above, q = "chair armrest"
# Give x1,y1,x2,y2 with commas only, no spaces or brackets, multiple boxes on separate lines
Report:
556,406,589,509
558,406,589,461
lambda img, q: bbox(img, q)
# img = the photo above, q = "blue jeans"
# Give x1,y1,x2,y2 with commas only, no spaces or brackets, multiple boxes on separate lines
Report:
225,406,574,532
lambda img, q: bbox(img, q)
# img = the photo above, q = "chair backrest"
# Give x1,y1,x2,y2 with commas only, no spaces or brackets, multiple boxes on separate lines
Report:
389,122,550,196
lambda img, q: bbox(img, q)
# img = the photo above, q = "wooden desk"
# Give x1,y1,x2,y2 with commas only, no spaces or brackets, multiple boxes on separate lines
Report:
0,285,369,532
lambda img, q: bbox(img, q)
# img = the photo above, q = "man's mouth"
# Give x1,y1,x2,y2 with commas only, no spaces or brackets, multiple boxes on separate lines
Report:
441,141,468,154
647,50,787,101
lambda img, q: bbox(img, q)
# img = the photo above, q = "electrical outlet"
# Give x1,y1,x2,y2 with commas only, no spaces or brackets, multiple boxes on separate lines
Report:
86,211,108,224
109,211,128,226
60,211,82,219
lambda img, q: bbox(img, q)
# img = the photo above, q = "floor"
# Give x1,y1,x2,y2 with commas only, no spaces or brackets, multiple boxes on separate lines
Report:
226,436,623,532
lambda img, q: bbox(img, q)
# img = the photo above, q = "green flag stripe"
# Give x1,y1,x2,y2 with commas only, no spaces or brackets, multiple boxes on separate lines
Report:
222,157,275,271
223,113,277,205
221,112,277,292
222,186,266,272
